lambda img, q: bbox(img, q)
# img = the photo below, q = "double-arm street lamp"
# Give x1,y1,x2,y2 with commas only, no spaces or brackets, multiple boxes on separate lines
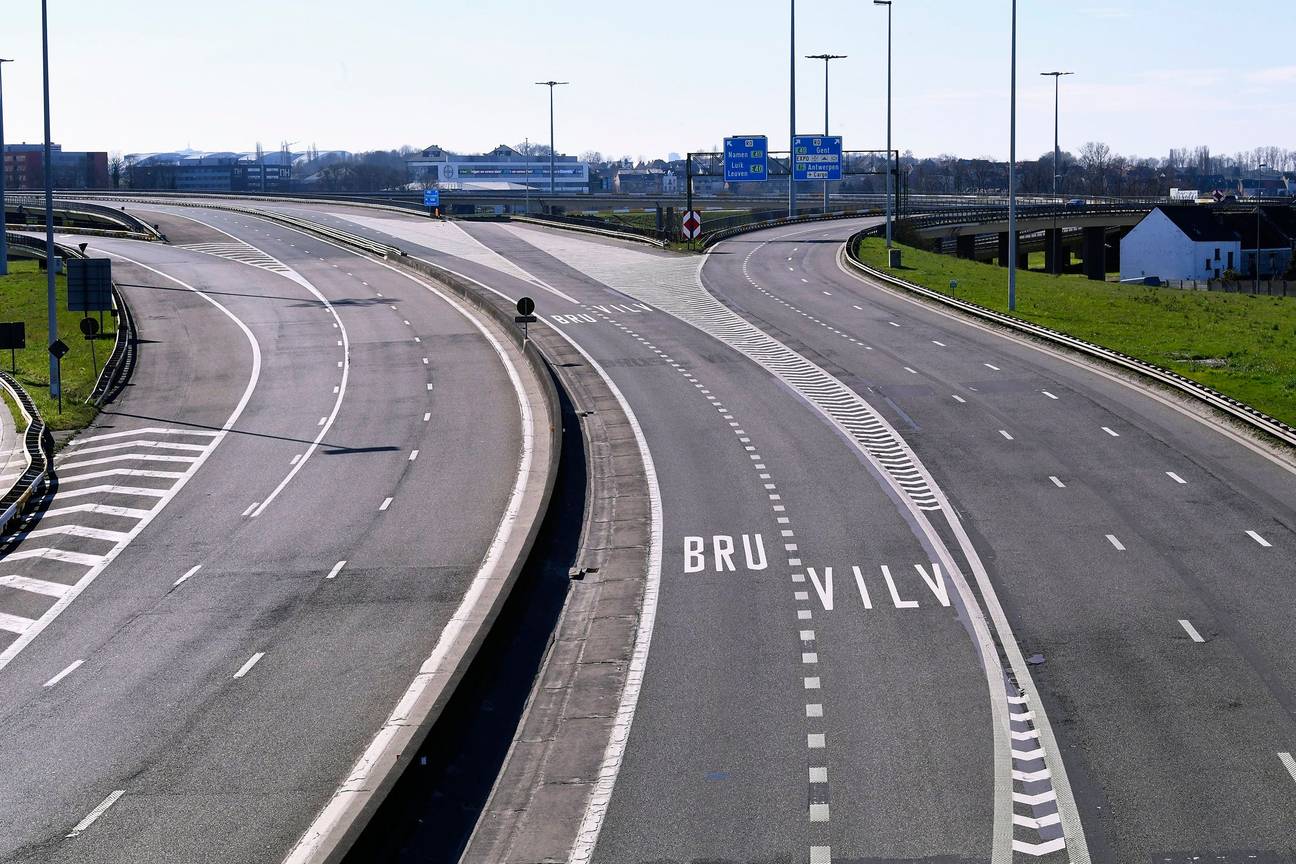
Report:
535,80,568,196
805,53,846,214
1041,71,1073,276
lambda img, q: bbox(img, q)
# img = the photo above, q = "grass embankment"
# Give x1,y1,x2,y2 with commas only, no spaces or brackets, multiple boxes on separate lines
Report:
0,259,111,430
858,237,1296,428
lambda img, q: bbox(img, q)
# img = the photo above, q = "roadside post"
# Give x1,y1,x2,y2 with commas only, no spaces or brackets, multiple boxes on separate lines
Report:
0,322,25,372
515,296,537,347
80,316,100,379
48,338,67,414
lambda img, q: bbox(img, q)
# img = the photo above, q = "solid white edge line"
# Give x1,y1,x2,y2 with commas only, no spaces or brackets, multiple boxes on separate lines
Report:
233,651,265,678
43,658,84,687
1178,619,1205,642
66,789,125,838
280,246,542,864
0,251,263,675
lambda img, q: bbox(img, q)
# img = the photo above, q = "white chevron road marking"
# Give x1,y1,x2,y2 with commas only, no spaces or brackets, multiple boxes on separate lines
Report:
0,574,72,598
1013,812,1062,829
1012,837,1066,856
1013,789,1057,806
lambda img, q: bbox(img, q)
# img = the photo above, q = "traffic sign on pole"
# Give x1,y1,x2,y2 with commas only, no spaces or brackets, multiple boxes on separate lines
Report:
681,210,702,240
423,188,440,208
723,136,769,183
792,136,843,181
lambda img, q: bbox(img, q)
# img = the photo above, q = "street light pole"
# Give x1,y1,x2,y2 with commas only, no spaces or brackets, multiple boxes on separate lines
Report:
0,58,12,278
41,0,60,400
874,0,893,248
1257,162,1268,292
1007,0,1018,311
535,81,568,197
1041,71,1073,276
805,53,846,214
789,0,797,219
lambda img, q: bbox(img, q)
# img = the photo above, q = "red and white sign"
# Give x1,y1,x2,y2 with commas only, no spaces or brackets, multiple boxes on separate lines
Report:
682,210,702,239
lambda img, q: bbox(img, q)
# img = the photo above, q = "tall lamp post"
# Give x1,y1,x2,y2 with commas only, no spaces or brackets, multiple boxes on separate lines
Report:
1040,71,1073,276
41,0,59,400
1007,0,1018,311
874,0,893,249
534,80,568,196
0,58,12,277
805,53,846,214
1256,162,1268,291
788,0,797,219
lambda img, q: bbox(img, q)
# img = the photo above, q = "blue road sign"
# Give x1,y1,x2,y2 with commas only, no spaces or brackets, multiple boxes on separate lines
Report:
792,136,843,181
424,188,441,207
724,136,769,183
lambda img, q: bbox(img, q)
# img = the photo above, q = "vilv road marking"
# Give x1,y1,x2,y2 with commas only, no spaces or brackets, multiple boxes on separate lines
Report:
1106,534,1126,551
66,790,125,838
984,363,1000,371
379,497,394,512
1166,471,1186,484
44,659,84,687
233,652,265,679
1102,426,1120,437
1178,619,1205,642
951,394,967,403
1049,476,1066,488
326,561,346,580
999,430,1014,440
174,565,201,587
1041,390,1058,399
1247,530,1272,547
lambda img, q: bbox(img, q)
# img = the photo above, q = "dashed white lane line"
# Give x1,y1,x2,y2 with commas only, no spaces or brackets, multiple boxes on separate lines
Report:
1246,530,1272,548
173,565,201,587
290,454,302,466
852,304,862,310
241,503,258,517
379,497,394,512
1102,426,1120,437
807,733,826,748
426,383,434,391
43,659,84,688
233,652,265,678
1166,471,1186,484
1279,752,1296,785
810,847,831,864
409,450,420,461
903,366,918,375
422,412,431,422
999,430,1014,441
951,394,966,403
932,340,946,347
65,790,124,838
888,321,901,327
326,560,346,580
1178,619,1205,642
1106,534,1126,551
1049,476,1066,488
984,362,1001,371
1042,390,1058,399
317,416,327,427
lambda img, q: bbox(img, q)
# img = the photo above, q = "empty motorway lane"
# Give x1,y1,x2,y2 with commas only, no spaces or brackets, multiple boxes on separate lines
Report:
0,213,544,863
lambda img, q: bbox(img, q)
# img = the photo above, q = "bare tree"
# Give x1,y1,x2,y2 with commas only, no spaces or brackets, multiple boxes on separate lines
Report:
108,152,126,189
1078,141,1112,194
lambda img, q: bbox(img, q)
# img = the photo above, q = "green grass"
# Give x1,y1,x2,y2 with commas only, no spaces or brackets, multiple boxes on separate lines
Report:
0,259,111,430
859,237,1296,428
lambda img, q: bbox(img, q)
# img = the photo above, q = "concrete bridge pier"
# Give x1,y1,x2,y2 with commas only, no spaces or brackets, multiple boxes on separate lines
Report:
1044,229,1062,273
1082,226,1107,281
956,234,976,260
997,231,1018,268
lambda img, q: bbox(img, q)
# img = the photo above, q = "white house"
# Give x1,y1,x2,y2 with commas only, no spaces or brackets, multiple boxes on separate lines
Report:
1120,206,1290,282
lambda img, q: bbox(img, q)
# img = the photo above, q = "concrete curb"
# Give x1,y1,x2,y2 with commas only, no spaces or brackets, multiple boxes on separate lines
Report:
507,215,668,249
840,230,1296,452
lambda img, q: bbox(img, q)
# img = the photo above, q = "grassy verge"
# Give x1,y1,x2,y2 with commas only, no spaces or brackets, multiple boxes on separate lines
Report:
0,259,112,430
858,237,1296,428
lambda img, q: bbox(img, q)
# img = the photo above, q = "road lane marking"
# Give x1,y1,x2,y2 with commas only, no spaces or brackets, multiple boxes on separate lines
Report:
810,847,830,864
422,412,431,422
1042,390,1058,399
174,565,201,587
1178,619,1205,642
1102,426,1120,437
1247,530,1272,547
951,394,966,403
0,610,35,634
43,659,85,687
888,321,900,327
1049,476,1066,488
809,803,829,822
326,561,346,580
317,417,327,426
984,363,1000,371
1166,471,1186,484
807,733,826,748
66,790,124,838
1106,534,1126,551
0,574,72,598
999,430,1014,440
805,703,824,717
932,340,946,346
379,497,393,511
904,366,918,374
409,450,419,461
1279,752,1296,785
233,652,265,678
290,454,302,465
241,503,258,517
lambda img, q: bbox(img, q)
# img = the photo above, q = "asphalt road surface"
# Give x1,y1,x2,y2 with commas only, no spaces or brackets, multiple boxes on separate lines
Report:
0,209,532,864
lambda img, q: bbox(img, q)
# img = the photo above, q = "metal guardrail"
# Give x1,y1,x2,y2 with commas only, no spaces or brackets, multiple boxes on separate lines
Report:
509,211,666,244
0,371,53,535
6,194,164,239
700,207,883,248
87,280,138,407
842,225,1296,450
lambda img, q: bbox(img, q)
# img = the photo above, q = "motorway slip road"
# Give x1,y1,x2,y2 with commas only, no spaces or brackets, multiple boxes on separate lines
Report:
213,204,1296,862
0,213,541,864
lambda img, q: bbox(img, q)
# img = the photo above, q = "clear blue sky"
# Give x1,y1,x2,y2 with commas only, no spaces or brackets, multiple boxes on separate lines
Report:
2,1,1292,162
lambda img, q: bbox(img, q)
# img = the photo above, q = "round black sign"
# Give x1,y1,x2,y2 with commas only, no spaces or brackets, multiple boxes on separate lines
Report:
516,296,535,316
80,317,100,337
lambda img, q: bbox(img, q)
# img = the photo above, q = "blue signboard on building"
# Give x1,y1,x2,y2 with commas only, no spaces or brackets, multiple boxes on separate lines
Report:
792,136,843,181
723,136,769,183
423,188,441,207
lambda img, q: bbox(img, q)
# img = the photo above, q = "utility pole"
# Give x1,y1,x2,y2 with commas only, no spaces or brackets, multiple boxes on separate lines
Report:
788,0,797,219
1257,162,1268,292
1008,0,1018,311
41,0,60,402
874,0,893,249
535,81,568,197
805,53,846,214
1041,71,1073,276
524,137,530,215
0,58,12,277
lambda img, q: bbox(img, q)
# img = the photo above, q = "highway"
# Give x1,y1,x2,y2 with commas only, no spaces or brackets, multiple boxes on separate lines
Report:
249,204,1296,862
0,208,547,863
11,197,1292,863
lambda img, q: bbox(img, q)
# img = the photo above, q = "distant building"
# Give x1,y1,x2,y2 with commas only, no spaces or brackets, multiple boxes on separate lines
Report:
405,144,589,194
614,168,665,194
1121,205,1294,281
3,143,109,189
126,151,291,192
